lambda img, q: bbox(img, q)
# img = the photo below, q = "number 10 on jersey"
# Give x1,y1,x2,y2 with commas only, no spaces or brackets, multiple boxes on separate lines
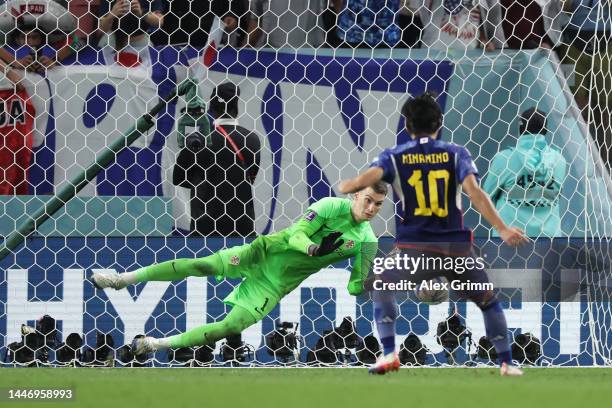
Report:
407,169,450,217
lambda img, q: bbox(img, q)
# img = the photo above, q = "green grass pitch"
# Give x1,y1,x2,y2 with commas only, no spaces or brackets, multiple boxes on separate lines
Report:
2,368,611,408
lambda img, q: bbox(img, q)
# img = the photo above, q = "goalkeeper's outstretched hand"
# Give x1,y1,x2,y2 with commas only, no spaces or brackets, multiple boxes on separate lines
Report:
309,231,344,256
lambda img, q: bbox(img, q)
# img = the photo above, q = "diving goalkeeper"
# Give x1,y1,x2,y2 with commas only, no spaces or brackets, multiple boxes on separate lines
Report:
91,184,386,355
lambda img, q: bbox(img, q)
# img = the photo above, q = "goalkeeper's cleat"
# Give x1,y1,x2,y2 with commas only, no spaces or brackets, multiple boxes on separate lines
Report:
368,352,400,375
132,336,157,356
500,362,524,376
91,272,126,290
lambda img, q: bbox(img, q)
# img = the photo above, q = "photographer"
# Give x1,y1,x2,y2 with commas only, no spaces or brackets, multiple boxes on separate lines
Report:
173,82,261,237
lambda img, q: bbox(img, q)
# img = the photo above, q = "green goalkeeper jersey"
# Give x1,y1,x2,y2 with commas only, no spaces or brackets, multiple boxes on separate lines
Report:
234,197,378,297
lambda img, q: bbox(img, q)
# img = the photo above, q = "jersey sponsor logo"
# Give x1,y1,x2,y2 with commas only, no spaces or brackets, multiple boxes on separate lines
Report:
230,255,240,266
345,240,355,249
420,137,429,144
304,210,317,222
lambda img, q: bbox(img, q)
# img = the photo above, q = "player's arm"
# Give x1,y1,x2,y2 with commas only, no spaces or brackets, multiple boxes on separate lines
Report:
347,237,378,296
462,174,528,247
287,199,344,256
338,167,384,194
339,149,395,194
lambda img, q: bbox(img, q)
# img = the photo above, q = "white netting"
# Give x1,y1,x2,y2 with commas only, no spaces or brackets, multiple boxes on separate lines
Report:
0,0,610,367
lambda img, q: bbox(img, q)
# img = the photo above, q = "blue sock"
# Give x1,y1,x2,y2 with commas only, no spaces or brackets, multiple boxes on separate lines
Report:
374,299,398,355
481,301,512,365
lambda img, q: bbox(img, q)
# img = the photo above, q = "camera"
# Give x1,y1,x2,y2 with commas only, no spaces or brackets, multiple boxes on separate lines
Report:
220,334,254,365
436,312,471,365
265,321,301,362
185,132,207,153
399,334,427,366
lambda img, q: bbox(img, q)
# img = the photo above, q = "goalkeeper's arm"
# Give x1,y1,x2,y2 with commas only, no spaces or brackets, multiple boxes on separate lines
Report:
347,240,378,296
287,217,325,255
287,198,342,255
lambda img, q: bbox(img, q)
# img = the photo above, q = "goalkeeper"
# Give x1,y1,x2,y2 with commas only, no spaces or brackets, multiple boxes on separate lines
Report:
91,184,386,354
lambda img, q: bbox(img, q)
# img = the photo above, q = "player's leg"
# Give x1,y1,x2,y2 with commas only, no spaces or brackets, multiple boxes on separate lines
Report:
369,289,401,374
133,272,281,356
91,254,223,290
133,304,257,355
470,292,522,376
454,258,523,376
91,237,263,290
374,290,399,356
366,247,407,374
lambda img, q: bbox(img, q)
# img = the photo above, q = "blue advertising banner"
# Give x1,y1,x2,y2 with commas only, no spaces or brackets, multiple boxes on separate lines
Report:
1,237,608,366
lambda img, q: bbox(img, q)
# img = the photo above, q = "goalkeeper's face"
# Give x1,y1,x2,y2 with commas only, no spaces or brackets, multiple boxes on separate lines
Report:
352,187,385,222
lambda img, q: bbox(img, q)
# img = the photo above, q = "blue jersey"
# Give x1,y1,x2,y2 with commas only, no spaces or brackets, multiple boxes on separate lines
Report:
371,136,479,243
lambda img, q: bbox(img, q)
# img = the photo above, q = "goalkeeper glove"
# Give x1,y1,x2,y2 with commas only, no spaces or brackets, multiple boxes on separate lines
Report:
308,231,344,256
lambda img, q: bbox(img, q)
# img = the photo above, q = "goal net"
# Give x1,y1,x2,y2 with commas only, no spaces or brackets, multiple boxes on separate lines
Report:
0,0,611,367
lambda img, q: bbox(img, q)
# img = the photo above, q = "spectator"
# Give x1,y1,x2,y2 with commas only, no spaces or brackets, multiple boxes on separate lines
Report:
483,108,567,237
501,0,554,49
173,83,262,237
397,0,424,48
335,0,402,48
244,0,328,48
410,0,506,51
0,61,35,195
7,25,76,72
561,0,611,165
151,1,241,48
98,0,164,51
69,0,102,45
0,0,80,72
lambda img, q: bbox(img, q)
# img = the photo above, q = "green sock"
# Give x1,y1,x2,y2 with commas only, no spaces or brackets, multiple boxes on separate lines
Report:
167,306,257,348
134,254,223,283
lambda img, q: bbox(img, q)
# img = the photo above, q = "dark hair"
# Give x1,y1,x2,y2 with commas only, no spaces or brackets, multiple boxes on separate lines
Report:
210,83,240,118
519,108,547,135
369,181,388,196
401,92,443,135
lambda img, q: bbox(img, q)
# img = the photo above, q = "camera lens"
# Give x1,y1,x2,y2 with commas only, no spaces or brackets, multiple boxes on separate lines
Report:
186,133,206,152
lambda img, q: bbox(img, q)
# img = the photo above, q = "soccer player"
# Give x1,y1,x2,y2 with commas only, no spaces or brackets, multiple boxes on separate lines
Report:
91,184,386,355
338,93,528,376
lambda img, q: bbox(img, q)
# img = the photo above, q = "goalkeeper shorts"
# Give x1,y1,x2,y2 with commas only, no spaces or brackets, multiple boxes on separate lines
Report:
216,237,283,321
224,276,282,321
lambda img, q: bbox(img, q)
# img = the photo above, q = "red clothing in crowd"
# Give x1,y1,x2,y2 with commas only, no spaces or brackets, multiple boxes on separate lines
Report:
0,88,35,195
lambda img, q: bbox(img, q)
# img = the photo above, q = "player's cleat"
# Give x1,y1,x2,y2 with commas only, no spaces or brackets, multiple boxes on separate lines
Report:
500,362,524,376
91,272,126,290
368,352,400,375
131,336,157,356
